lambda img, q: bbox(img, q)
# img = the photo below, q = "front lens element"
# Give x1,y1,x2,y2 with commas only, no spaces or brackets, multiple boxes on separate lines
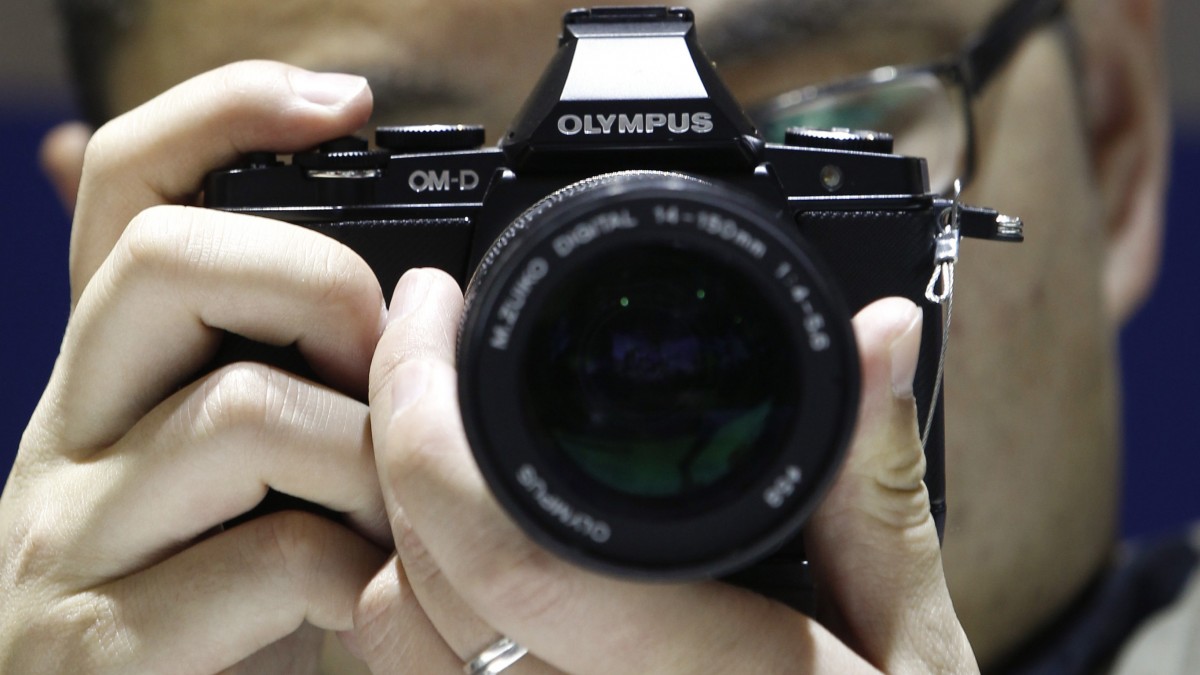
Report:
524,244,799,503
459,171,860,577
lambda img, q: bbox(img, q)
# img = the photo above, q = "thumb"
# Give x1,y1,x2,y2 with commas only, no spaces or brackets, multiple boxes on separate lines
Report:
805,297,977,674
39,121,91,214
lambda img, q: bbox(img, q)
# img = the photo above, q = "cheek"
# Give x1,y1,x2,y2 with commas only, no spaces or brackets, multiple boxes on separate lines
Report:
950,28,1109,445
936,29,1120,660
950,29,1110,442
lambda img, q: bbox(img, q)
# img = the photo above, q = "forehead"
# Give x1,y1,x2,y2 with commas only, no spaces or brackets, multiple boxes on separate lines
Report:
110,0,1008,125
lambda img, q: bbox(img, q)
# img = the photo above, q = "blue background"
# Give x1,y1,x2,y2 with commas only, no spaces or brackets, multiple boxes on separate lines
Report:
1,106,1198,539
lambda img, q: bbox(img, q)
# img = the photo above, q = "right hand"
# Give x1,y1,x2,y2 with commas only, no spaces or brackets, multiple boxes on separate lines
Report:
1,61,391,673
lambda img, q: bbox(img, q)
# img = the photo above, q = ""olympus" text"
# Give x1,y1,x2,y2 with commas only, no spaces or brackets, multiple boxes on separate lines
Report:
517,464,611,543
557,112,714,136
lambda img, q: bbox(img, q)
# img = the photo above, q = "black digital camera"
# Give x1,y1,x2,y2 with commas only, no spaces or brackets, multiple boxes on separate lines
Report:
205,6,1021,609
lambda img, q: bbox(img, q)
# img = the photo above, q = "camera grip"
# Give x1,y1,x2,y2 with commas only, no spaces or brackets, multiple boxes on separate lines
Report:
295,216,475,292
796,208,947,521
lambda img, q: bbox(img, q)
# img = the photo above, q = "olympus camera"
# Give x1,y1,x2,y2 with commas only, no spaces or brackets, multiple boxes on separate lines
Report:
205,6,1022,609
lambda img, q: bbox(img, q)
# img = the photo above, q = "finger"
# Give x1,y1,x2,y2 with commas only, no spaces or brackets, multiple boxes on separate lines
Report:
366,269,560,673
385,511,561,674
42,362,388,583
38,205,384,452
70,60,372,304
368,277,875,674
805,297,977,673
39,121,91,214
369,267,464,401
48,512,386,675
341,556,465,674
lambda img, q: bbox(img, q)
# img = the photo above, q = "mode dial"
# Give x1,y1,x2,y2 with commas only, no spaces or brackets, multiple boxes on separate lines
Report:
784,127,894,154
293,135,390,174
375,125,486,153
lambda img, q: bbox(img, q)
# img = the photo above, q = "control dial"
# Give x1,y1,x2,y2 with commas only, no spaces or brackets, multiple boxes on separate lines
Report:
375,125,487,153
291,135,390,174
784,127,894,154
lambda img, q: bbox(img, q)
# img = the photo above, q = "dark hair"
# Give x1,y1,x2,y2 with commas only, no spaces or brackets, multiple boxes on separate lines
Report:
55,0,143,127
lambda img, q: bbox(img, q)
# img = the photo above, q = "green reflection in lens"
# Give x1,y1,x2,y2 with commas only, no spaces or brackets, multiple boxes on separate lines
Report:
551,403,772,496
522,244,799,501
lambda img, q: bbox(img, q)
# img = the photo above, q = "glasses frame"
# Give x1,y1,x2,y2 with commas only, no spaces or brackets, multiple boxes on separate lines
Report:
748,0,1067,193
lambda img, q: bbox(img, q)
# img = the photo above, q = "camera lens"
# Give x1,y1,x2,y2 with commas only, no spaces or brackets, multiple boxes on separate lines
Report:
525,244,798,506
459,172,858,578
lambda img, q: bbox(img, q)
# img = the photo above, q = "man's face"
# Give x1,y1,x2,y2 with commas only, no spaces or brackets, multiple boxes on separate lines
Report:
105,0,1123,664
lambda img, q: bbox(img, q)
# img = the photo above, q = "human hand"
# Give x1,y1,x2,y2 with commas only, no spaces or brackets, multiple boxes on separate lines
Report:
1,62,395,673
346,267,978,674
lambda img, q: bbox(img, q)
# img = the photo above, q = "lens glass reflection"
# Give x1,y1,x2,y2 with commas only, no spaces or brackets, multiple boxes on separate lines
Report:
523,245,799,501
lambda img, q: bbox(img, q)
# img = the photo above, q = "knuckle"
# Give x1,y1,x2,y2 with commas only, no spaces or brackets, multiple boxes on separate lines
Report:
393,518,442,587
352,567,406,659
194,363,286,443
206,61,292,129
373,333,433,384
368,275,462,399
212,61,270,100
461,542,573,627
208,61,331,147
381,394,460,481
243,511,329,588
78,114,151,186
352,581,392,637
874,443,928,494
1,499,72,590
370,345,413,402
216,60,292,102
303,239,377,313
863,481,936,533
71,592,137,669
858,441,933,531
6,592,140,672
114,205,212,284
79,122,121,178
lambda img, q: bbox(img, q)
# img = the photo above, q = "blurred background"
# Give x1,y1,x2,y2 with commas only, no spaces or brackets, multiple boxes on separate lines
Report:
1,0,1197,538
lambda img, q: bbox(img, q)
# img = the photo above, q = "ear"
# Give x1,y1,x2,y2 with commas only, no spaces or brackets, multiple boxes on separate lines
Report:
39,121,92,215
1080,0,1171,325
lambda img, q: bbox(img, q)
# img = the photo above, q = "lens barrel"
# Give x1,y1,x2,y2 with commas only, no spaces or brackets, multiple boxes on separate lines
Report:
458,172,859,579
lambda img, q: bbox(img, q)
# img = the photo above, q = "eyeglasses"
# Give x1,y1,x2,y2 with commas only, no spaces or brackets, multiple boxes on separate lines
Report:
747,0,1067,195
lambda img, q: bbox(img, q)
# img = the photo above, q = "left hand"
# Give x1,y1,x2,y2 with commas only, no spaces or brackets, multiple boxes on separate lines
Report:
344,267,977,674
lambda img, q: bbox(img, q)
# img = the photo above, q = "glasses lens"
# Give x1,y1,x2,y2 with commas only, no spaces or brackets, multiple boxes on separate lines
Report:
522,244,799,503
756,71,968,194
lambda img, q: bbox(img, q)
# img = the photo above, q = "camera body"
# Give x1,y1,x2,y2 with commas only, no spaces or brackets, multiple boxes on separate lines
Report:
205,6,1020,608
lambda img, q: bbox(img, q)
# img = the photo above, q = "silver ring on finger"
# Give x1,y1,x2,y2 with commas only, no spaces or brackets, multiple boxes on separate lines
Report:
464,636,529,675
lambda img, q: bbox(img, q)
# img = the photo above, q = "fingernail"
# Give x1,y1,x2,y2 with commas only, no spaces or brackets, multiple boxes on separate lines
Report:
389,269,431,323
889,305,923,399
288,70,368,108
392,360,430,416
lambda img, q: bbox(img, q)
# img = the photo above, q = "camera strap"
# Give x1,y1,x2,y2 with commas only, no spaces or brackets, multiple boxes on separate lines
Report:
921,180,964,450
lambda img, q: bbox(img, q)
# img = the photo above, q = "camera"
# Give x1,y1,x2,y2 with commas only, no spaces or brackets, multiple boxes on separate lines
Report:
205,6,1021,608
